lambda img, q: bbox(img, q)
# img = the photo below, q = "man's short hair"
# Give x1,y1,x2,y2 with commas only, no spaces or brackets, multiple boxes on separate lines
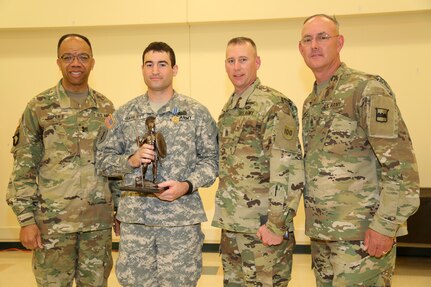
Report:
57,33,92,57
142,42,176,67
303,14,339,28
227,37,257,51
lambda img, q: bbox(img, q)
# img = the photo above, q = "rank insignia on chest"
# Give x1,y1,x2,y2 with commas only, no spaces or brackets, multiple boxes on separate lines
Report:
375,108,389,123
239,110,254,116
222,128,230,137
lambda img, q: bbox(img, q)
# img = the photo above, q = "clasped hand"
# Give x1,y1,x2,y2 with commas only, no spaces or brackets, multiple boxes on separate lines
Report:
256,224,284,246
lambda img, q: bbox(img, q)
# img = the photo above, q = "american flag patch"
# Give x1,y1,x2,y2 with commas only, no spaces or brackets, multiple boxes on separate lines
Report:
105,114,115,129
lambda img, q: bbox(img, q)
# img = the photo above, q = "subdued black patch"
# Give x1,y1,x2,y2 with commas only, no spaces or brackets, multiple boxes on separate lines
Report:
13,132,19,146
376,108,389,123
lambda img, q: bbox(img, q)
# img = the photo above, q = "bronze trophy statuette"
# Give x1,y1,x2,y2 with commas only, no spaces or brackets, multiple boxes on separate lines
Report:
119,116,167,193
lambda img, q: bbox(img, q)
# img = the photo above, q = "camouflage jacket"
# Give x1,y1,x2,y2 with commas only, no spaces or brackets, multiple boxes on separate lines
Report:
212,79,304,236
95,92,218,226
302,63,420,240
6,80,115,234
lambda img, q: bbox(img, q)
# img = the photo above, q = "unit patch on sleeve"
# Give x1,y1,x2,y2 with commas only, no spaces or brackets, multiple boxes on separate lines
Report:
274,112,297,151
13,131,20,146
368,96,398,139
375,108,389,123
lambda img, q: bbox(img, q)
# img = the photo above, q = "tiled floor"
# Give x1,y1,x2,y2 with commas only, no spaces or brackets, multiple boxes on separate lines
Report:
0,250,430,286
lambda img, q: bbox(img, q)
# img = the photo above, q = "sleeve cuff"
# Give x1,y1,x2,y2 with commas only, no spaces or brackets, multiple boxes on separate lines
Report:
369,217,399,237
183,180,194,194
266,220,287,236
17,212,36,227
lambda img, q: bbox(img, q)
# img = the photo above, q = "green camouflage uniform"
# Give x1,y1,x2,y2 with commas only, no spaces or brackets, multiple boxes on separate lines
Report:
212,79,304,286
6,80,115,286
96,92,218,286
302,63,420,286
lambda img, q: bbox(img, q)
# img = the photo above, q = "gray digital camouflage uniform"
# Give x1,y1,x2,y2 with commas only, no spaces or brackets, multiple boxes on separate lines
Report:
7,80,115,286
303,63,420,286
96,91,218,286
212,79,304,286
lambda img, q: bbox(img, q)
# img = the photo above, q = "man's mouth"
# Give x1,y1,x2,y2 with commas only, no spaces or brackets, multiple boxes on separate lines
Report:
70,71,83,77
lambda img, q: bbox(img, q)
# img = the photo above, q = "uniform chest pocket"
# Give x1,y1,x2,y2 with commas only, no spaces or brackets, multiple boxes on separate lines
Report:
219,115,258,155
322,113,365,155
42,123,72,152
238,118,259,143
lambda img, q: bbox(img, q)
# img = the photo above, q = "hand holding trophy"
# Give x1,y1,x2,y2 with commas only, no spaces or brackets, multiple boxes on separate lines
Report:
120,116,167,193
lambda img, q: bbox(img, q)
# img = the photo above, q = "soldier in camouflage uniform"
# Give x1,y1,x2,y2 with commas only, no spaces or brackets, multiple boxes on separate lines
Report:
6,34,115,286
96,42,218,287
212,37,304,286
298,14,420,286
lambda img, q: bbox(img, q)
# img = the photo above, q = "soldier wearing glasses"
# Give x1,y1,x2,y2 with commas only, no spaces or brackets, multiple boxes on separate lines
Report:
6,33,114,286
299,14,420,286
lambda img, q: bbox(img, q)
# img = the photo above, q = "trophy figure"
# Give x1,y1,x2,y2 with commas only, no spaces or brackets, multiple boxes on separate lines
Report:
120,116,167,193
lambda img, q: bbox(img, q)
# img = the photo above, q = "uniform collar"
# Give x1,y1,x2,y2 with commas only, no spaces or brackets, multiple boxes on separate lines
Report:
312,63,347,99
326,62,347,88
56,80,98,109
139,91,181,115
332,62,347,81
223,78,260,112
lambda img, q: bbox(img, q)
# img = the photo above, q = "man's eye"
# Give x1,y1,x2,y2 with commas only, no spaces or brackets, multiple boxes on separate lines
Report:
238,58,247,64
78,54,90,61
226,59,234,65
62,55,73,61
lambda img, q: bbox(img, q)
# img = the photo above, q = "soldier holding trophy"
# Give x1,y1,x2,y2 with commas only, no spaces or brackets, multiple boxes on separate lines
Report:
96,42,218,286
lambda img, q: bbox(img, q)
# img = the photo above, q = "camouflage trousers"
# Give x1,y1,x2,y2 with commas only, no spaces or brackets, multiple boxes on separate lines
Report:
116,223,205,287
310,239,396,287
32,228,113,287
220,229,295,287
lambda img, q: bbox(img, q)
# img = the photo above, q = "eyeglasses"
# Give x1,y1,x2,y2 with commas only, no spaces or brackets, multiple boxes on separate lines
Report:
300,33,339,45
59,53,92,64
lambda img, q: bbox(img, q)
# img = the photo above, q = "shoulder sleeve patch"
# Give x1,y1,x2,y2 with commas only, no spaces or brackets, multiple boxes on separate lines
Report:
368,95,398,138
11,119,23,151
12,130,20,146
104,114,115,129
274,112,298,152
96,126,109,146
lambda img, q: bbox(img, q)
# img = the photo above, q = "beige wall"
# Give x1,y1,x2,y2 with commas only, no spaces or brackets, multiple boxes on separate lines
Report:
1,1,430,244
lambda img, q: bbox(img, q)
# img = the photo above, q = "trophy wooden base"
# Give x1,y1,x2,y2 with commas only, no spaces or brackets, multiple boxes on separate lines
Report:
119,180,167,193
